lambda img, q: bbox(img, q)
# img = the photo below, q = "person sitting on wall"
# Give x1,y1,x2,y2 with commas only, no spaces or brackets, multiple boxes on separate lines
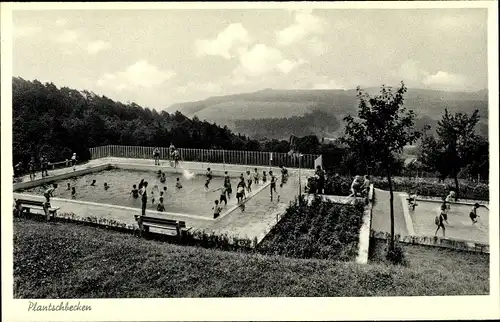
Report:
348,175,362,198
305,177,317,194
315,165,325,194
360,175,371,197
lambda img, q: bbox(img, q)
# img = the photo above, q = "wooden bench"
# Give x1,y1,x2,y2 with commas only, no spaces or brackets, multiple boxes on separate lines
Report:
48,160,73,170
134,215,192,241
15,199,60,220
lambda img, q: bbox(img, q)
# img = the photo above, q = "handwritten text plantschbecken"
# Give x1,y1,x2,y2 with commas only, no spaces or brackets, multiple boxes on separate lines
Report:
28,301,92,312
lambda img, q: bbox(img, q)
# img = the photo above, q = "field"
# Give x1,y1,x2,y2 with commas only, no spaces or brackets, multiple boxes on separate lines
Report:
14,218,489,298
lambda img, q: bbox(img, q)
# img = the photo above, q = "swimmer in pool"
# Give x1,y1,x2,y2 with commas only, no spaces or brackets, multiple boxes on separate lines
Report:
67,182,71,190
469,203,488,224
104,182,109,190
176,178,182,189
130,184,139,198
157,197,165,212
90,179,96,186
71,187,76,198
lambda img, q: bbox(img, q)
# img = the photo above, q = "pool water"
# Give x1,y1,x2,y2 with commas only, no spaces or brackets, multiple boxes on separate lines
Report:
410,200,489,244
20,169,271,217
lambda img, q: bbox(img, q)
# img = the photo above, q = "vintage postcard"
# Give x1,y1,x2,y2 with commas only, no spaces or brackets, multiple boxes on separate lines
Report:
1,1,499,321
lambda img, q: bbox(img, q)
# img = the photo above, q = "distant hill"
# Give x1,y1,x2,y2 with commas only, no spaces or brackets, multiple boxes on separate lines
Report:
166,88,489,139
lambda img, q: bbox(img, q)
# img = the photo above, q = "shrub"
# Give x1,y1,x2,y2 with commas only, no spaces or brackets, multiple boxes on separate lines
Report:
371,177,489,201
386,244,407,266
257,195,365,261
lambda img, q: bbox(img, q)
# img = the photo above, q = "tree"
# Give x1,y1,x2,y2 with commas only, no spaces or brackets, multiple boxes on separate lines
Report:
341,82,422,252
419,109,483,198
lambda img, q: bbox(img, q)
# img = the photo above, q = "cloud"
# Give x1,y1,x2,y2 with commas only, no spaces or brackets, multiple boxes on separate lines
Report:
308,37,327,56
14,26,42,38
195,23,251,59
276,9,326,47
97,60,176,91
238,44,283,76
312,78,346,90
395,60,467,90
277,58,307,74
55,18,67,26
87,40,111,54
422,71,466,89
235,44,307,78
56,30,79,43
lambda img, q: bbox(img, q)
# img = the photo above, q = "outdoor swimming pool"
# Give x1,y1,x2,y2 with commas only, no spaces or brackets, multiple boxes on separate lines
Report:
410,200,489,244
19,168,272,217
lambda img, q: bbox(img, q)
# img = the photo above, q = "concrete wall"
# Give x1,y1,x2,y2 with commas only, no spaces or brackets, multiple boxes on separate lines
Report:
106,157,316,176
356,184,374,264
370,230,490,254
13,164,111,191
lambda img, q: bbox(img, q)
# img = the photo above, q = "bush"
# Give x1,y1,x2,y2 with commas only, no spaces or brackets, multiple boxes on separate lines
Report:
371,177,489,201
257,195,365,261
386,243,408,266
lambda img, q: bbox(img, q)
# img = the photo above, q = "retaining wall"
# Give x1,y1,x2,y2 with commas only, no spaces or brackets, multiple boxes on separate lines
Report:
370,230,490,254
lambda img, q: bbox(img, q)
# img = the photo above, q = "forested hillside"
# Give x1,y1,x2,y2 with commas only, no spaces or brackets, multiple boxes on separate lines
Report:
12,78,260,164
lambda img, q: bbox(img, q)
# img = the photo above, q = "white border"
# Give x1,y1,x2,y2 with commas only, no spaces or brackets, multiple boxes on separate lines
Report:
2,2,499,321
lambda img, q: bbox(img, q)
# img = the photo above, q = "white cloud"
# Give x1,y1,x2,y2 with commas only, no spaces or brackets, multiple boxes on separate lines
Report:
87,40,111,54
97,60,176,91
56,30,79,43
276,10,326,47
195,23,251,59
308,37,327,56
235,44,307,78
14,26,42,38
396,60,467,90
422,71,467,89
55,18,67,26
239,44,283,76
277,58,307,74
312,78,346,90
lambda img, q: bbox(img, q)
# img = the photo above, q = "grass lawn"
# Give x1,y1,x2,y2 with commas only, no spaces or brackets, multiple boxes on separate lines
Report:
14,218,489,298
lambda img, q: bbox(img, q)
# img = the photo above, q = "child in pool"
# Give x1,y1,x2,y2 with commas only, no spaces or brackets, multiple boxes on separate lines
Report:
212,200,222,219
262,171,267,183
246,171,252,193
104,182,109,190
253,168,259,185
157,197,165,212
130,184,139,198
71,187,76,198
90,179,96,186
176,178,182,189
67,182,71,190
469,203,488,224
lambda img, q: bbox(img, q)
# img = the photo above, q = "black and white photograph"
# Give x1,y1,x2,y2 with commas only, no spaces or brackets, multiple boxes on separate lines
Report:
2,1,499,321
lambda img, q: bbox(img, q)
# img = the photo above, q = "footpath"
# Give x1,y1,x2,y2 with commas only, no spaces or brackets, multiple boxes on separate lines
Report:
370,188,408,236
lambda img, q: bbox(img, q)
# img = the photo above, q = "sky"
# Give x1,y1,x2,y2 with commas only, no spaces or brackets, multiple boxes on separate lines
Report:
12,7,488,110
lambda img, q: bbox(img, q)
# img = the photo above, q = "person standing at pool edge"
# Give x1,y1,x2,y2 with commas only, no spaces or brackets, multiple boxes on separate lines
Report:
153,147,160,166
140,181,149,216
71,153,77,171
